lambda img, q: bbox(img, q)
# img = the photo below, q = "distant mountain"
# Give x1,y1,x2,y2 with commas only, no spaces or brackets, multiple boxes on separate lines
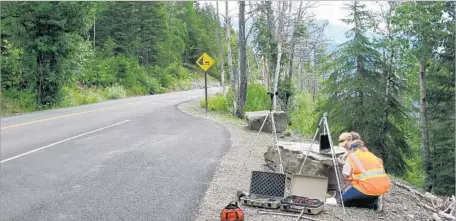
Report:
316,19,350,44
314,19,351,53
223,17,351,53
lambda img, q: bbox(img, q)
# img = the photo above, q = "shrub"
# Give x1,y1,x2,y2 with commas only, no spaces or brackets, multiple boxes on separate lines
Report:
403,156,425,190
0,89,36,114
200,90,233,113
103,84,127,100
199,84,271,115
289,92,319,138
59,86,105,107
245,83,270,112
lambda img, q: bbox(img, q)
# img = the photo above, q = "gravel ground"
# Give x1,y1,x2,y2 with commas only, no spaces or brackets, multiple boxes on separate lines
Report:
178,100,433,221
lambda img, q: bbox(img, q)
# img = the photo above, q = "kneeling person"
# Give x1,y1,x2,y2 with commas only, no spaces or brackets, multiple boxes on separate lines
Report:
340,140,391,211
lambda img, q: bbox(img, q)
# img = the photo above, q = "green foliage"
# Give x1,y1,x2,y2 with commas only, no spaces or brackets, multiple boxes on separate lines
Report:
103,84,127,100
0,1,222,116
66,87,105,107
58,84,128,108
0,89,36,114
403,152,426,190
2,0,453,197
319,1,412,176
2,2,92,108
200,90,233,113
200,84,271,114
392,1,455,195
252,2,277,82
289,92,319,138
0,47,24,91
244,83,270,112
278,78,296,111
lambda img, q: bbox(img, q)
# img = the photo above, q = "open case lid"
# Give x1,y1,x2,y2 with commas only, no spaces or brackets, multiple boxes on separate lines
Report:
290,174,328,202
249,171,286,198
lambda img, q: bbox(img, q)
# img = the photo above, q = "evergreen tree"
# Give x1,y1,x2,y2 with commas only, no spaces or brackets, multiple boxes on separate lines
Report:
319,1,411,175
2,2,91,107
394,1,448,192
426,1,455,195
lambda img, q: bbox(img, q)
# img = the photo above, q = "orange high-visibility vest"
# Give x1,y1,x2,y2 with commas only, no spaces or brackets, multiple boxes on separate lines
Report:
347,149,391,196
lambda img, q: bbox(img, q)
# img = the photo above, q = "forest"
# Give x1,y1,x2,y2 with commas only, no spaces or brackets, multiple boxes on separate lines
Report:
1,1,454,196
1,1,224,112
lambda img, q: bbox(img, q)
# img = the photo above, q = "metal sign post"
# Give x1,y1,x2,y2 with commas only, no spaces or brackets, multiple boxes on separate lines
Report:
196,52,215,113
204,70,208,113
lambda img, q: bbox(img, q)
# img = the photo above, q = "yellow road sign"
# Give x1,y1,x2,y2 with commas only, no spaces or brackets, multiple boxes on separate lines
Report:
196,53,214,71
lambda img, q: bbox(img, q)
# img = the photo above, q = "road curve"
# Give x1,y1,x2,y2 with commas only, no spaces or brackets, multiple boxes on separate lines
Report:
1,88,230,221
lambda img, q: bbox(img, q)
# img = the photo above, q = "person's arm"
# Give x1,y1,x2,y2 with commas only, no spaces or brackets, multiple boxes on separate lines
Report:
342,160,352,191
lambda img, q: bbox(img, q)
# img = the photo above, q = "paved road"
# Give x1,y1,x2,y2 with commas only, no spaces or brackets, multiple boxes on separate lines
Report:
1,88,229,221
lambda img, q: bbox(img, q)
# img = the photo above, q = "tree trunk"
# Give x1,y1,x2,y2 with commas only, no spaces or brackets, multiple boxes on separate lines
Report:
273,43,282,110
381,50,391,166
312,47,317,101
265,57,270,89
93,15,96,48
353,1,364,119
237,1,247,118
262,56,268,87
247,53,251,81
272,1,286,110
216,1,226,97
225,1,237,114
298,57,303,91
253,52,263,84
381,4,394,165
419,56,432,192
265,1,275,91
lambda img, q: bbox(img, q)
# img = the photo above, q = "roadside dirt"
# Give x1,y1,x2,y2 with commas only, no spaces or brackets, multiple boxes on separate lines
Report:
178,100,434,221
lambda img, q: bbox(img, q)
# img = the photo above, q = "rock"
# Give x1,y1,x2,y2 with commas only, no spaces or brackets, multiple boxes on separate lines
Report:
264,141,345,191
245,111,287,133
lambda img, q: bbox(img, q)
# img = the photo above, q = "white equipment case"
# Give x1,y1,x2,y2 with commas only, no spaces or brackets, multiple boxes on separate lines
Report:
280,174,328,215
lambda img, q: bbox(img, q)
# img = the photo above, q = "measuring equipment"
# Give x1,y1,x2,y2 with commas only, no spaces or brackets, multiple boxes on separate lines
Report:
280,174,327,215
240,171,286,209
296,112,347,215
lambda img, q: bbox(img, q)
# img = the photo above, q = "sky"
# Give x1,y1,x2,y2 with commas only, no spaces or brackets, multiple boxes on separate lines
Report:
200,1,383,28
199,1,386,45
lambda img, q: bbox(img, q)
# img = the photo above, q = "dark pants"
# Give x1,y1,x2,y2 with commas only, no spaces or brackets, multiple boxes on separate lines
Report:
340,187,379,210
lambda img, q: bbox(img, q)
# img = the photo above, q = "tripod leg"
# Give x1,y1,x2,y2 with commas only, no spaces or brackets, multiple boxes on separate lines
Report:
257,113,269,135
270,112,283,173
298,116,324,174
323,118,346,215
269,112,284,173
295,209,305,221
270,112,278,143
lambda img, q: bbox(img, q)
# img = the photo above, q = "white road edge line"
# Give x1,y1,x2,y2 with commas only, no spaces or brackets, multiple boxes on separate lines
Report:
1,120,131,164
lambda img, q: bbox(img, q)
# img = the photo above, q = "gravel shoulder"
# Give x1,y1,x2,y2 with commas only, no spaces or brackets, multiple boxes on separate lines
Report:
178,100,432,221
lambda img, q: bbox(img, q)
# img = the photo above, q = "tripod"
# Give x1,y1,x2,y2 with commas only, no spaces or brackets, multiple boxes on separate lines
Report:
257,91,283,173
296,112,346,216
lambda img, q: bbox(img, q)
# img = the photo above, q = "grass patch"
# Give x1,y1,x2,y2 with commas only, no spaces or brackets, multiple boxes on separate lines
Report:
199,83,271,116
103,84,127,100
0,89,36,115
200,91,233,113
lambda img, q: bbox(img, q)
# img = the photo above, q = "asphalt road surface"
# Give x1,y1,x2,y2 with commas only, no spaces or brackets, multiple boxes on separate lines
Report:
1,88,229,221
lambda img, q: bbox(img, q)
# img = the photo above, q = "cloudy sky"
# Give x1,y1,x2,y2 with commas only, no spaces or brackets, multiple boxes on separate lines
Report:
199,1,385,45
200,1,383,28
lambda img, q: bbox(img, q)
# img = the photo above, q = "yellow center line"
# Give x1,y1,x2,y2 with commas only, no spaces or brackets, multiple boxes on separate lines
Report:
1,101,142,130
